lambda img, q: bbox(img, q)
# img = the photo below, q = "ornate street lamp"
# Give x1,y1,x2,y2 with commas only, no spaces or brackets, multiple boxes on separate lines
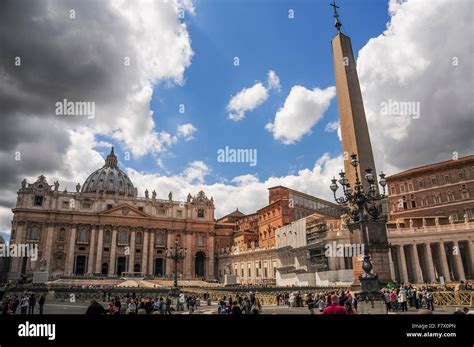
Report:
165,238,187,297
330,153,387,297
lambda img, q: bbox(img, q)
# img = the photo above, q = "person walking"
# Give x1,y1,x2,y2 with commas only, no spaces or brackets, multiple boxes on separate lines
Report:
20,295,29,315
38,295,45,315
322,295,347,315
28,294,36,315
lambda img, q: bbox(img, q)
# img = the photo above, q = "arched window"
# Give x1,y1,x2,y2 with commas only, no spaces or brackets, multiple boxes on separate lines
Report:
58,228,65,241
78,227,89,243
29,226,39,240
104,229,111,244
136,231,142,244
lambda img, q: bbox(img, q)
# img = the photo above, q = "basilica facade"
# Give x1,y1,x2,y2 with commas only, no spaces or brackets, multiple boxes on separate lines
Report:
8,148,221,280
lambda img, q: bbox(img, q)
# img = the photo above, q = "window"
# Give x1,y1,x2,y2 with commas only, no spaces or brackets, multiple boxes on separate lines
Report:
58,228,65,241
421,198,428,207
459,170,465,181
34,196,43,206
400,184,405,193
433,194,441,204
248,267,251,278
467,209,474,220
107,204,113,210
78,227,89,243
444,175,451,184
158,209,166,215
103,229,111,244
447,192,455,202
177,210,183,217
197,234,204,247
450,211,459,222
28,226,39,240
138,207,143,212
390,186,396,195
118,230,128,244
241,268,244,277
156,232,165,245
197,209,204,218
431,176,438,186
408,182,414,191
136,232,142,244
62,201,69,209
418,180,424,189
461,189,469,199
82,201,91,209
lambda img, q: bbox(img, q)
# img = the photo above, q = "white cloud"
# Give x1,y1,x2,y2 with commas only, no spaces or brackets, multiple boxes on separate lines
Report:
266,86,336,144
357,0,474,173
227,82,269,121
325,121,342,141
226,69,281,121
182,161,210,184
267,70,281,92
127,153,343,218
177,123,197,141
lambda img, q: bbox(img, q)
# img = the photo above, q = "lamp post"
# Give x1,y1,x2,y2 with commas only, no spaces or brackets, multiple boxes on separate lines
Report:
165,238,187,297
330,153,387,298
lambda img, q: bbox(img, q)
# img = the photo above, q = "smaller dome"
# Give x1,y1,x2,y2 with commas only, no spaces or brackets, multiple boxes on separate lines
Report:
81,147,136,197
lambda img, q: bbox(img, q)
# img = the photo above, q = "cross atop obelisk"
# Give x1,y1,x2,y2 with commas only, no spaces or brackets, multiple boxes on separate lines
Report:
330,2,378,192
330,0,342,32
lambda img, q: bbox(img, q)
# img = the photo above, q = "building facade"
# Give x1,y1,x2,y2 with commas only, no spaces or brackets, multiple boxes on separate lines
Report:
9,149,218,281
387,155,474,222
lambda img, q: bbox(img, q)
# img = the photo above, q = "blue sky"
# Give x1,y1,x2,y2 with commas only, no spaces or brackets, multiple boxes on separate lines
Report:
107,0,390,182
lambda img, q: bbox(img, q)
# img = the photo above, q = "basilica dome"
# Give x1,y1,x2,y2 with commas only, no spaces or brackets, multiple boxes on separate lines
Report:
81,147,137,197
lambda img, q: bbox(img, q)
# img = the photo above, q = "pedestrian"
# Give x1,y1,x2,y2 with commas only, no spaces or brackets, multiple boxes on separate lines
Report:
38,295,45,315
28,294,36,315
322,295,347,315
20,295,29,315
85,300,107,315
306,293,315,315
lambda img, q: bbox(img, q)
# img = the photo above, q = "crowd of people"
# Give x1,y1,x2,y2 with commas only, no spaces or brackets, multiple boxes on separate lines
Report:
275,290,358,314
217,291,262,314
1,292,46,315
85,292,201,315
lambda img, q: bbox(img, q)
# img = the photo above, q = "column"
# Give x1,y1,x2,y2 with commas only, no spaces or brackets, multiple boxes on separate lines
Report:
42,223,55,272
165,231,174,277
128,229,136,273
185,231,192,278
438,242,452,282
452,240,466,281
338,256,345,271
148,229,155,275
208,233,215,280
141,229,149,275
87,225,96,274
388,247,396,281
397,245,409,284
10,222,25,274
411,244,423,283
465,240,474,278
424,243,437,283
65,225,77,275
95,226,104,274
108,227,117,277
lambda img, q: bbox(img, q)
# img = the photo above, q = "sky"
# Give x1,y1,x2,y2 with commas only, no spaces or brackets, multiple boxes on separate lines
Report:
0,0,473,243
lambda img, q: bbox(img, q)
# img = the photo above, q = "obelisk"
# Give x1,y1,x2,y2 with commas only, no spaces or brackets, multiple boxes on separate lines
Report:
330,1,391,285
